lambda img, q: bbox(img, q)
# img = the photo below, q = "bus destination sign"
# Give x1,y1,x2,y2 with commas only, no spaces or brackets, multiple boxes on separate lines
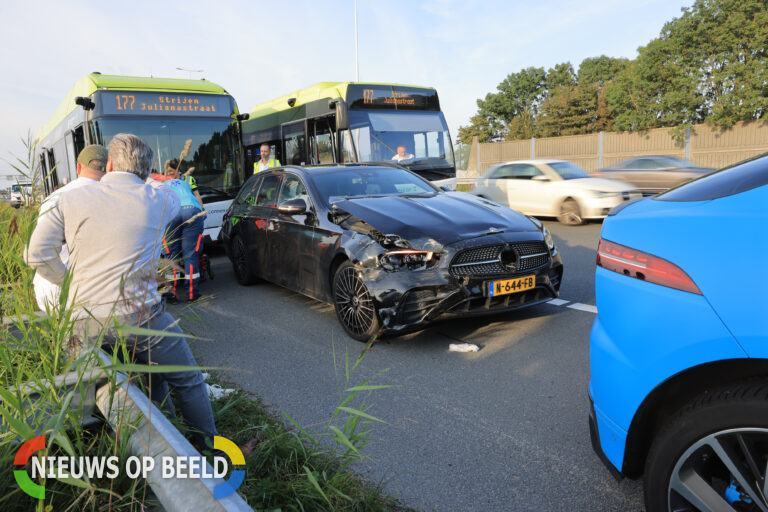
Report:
100,91,232,117
347,84,440,111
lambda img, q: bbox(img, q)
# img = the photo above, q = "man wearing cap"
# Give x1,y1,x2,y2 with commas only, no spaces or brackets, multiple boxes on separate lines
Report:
32,144,107,310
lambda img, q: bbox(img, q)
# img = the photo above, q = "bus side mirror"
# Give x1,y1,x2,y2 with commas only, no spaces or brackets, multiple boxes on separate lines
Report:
330,98,349,130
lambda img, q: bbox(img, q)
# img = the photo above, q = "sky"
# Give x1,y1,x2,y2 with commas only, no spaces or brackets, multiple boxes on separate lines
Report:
0,0,693,178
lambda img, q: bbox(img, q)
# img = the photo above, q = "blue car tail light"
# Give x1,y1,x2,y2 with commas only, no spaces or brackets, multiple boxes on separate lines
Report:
596,239,701,295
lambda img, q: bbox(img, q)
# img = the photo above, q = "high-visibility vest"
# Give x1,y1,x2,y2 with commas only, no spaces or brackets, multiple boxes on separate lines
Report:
254,158,280,174
183,175,197,190
224,163,233,187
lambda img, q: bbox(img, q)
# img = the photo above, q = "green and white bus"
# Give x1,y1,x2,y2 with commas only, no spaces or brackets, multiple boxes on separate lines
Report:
34,73,248,241
242,82,456,185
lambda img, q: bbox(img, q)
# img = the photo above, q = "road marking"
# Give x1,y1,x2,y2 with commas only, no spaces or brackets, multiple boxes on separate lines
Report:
567,302,598,314
545,298,598,314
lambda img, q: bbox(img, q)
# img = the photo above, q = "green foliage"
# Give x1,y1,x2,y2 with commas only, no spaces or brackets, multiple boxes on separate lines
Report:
577,56,629,87
546,62,577,90
463,0,768,140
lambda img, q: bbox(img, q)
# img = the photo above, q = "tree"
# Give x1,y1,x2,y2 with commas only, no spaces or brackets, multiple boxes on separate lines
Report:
457,113,505,144
538,84,599,137
608,0,768,132
546,62,577,90
577,56,629,87
462,67,547,141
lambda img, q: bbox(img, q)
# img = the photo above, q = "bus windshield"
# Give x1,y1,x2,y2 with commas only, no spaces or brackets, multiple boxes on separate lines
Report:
346,110,455,180
91,117,241,203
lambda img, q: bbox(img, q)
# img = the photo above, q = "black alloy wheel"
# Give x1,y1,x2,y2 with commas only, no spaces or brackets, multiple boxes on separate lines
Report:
644,381,768,512
557,198,584,225
333,261,380,342
231,236,256,285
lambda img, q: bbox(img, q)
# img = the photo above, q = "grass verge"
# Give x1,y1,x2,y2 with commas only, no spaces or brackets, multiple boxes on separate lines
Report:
207,375,413,512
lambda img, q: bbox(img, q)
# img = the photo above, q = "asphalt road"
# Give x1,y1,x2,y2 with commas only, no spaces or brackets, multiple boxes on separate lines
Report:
177,219,645,511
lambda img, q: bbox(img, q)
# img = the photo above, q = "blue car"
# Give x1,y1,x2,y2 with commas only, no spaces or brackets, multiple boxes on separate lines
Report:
589,154,768,511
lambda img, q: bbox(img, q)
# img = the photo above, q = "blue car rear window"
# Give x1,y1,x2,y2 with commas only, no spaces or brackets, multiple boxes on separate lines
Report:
656,153,768,201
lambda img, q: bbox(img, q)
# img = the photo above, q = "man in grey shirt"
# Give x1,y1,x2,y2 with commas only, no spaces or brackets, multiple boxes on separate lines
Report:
26,133,218,448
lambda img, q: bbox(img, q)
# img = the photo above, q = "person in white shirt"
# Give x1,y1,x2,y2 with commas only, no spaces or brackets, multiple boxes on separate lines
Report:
392,145,415,163
33,144,107,310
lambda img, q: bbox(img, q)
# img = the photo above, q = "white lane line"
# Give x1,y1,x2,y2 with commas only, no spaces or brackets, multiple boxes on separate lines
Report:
567,303,598,314
547,298,570,306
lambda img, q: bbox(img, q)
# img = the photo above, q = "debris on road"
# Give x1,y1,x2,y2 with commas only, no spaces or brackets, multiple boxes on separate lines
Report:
449,343,480,352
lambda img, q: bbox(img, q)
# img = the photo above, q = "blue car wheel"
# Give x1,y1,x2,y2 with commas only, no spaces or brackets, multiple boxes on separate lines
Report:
644,381,768,511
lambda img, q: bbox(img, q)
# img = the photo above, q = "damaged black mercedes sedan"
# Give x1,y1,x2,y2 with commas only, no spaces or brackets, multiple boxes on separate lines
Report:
221,164,563,341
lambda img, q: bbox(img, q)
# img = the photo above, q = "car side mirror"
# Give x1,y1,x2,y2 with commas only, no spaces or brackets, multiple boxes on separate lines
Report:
278,197,308,215
532,175,549,182
439,185,451,192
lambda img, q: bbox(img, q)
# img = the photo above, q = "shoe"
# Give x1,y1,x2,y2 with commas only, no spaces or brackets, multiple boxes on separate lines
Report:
163,293,179,305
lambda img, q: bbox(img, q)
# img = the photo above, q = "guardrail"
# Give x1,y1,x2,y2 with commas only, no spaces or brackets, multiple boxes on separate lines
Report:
94,351,253,512
0,318,253,511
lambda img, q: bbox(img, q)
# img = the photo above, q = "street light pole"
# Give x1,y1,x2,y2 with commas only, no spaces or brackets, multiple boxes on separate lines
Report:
354,0,359,82
176,67,204,79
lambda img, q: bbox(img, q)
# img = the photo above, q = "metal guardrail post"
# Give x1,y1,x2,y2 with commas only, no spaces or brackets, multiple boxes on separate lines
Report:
95,352,252,512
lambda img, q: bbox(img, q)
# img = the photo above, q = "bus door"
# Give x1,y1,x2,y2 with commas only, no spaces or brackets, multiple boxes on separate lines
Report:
282,121,306,166
308,117,336,165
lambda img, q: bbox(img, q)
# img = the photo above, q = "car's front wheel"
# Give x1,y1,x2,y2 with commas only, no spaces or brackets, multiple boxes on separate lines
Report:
557,198,583,225
644,381,768,512
231,236,257,285
333,261,380,342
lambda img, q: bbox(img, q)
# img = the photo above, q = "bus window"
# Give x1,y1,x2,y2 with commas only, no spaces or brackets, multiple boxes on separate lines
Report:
73,125,86,157
65,132,77,180
340,130,357,163
47,149,59,190
283,122,306,166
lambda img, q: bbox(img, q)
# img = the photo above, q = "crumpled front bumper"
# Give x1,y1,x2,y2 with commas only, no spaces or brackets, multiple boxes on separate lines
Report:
359,235,564,333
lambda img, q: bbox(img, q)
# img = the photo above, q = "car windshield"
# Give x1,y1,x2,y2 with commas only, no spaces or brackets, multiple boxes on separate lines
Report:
91,117,242,203
312,167,438,206
549,162,589,179
346,110,455,180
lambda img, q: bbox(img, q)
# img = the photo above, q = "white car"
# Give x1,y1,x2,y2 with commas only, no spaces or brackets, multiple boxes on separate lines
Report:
471,159,641,225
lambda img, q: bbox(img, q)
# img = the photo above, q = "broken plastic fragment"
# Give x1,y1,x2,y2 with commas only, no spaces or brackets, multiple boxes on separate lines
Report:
449,343,480,352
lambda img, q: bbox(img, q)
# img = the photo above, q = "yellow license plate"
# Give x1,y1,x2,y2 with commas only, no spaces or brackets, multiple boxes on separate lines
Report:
488,275,536,297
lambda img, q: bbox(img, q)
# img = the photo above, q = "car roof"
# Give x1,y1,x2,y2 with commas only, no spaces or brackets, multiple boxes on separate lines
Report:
277,163,409,176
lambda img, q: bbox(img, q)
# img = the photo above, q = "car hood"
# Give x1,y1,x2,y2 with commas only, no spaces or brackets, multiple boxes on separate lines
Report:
560,177,636,192
331,192,538,246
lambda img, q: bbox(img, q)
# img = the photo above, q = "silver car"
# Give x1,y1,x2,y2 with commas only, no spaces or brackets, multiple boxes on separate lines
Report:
595,156,713,196
471,160,640,225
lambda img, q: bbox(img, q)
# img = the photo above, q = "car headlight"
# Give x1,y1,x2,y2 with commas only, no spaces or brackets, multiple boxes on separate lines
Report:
591,190,619,198
542,226,556,252
379,250,436,271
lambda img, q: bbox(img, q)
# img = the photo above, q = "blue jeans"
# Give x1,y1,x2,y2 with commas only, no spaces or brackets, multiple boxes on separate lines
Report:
101,302,218,447
167,206,204,300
